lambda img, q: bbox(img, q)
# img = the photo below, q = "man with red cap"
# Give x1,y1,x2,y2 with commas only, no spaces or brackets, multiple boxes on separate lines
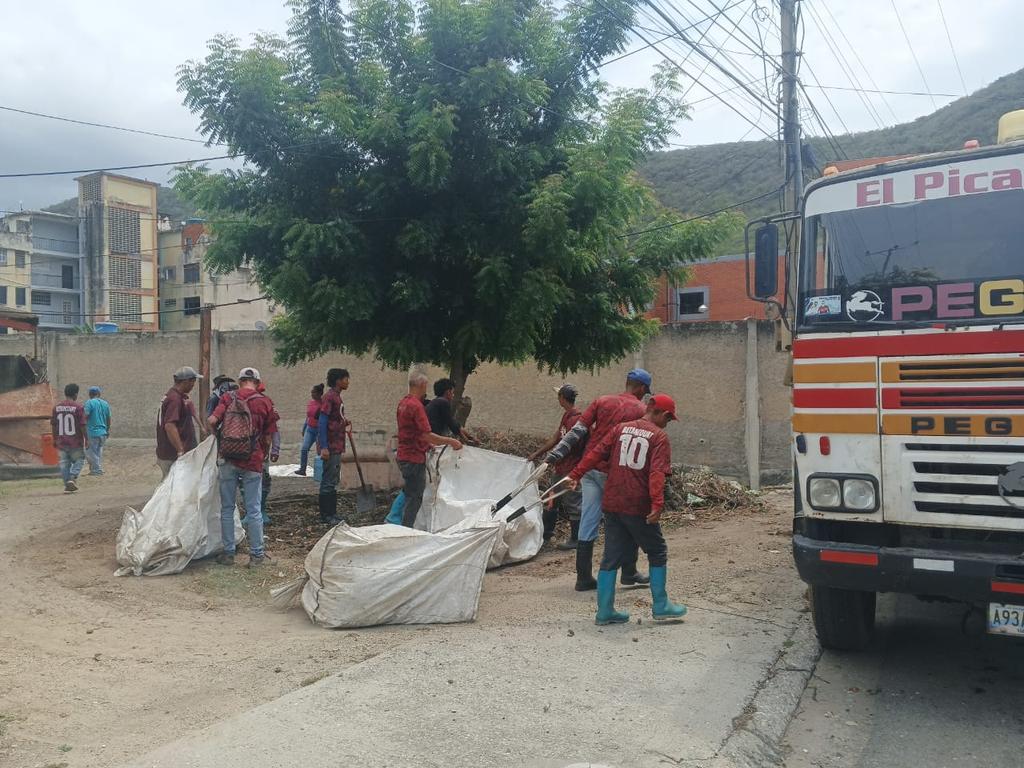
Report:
567,394,687,625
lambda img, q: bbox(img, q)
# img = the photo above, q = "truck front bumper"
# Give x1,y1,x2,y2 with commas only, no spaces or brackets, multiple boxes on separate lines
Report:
793,534,1024,603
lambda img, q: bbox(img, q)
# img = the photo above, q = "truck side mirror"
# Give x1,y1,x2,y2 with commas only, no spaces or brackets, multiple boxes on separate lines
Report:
753,223,779,298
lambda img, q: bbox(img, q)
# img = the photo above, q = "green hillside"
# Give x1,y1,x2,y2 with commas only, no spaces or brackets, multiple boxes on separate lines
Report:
43,185,195,222
643,67,1024,251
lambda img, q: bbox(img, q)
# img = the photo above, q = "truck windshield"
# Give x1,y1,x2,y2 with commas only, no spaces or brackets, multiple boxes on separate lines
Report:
799,187,1024,329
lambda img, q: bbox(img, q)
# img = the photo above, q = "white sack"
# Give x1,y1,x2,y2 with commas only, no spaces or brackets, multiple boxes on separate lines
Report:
298,521,500,628
416,445,544,568
115,437,244,576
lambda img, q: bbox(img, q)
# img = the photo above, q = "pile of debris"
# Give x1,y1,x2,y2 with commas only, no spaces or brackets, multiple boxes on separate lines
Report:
661,465,766,526
472,427,545,459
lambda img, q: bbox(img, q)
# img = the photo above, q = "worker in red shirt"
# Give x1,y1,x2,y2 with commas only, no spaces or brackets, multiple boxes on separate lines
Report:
208,367,279,568
397,370,463,527
527,383,584,549
545,368,652,591
52,383,87,493
317,368,349,525
567,394,686,625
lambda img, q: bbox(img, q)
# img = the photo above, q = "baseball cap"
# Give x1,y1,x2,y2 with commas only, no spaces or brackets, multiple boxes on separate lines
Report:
626,367,652,393
173,366,203,381
649,393,678,421
553,383,579,401
88,385,101,395
238,366,261,381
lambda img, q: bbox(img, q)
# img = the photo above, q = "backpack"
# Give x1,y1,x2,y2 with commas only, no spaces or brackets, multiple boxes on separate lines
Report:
217,392,263,461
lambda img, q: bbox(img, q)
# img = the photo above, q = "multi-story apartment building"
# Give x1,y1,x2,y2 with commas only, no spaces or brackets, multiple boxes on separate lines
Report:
157,220,274,331
0,210,84,330
77,172,159,331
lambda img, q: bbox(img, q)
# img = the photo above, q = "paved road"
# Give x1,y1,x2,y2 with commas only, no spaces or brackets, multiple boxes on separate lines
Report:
784,593,1024,768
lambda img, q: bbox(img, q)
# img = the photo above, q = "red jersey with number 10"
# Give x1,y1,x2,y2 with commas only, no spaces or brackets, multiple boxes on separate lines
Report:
52,400,86,450
570,417,672,516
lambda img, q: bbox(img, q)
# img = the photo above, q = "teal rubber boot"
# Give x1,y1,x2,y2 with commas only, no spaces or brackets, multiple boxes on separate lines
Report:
595,570,630,625
650,566,687,619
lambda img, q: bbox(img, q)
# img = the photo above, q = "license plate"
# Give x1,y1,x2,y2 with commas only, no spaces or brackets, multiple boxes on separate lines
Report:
987,602,1024,637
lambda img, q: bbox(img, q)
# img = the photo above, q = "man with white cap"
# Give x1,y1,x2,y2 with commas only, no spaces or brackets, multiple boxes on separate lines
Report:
156,366,203,478
208,366,279,567
545,368,654,591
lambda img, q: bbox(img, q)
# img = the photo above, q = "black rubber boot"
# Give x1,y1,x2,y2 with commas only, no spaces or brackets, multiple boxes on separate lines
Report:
621,561,650,586
574,540,597,592
318,492,343,525
621,543,649,586
557,519,580,551
542,507,558,542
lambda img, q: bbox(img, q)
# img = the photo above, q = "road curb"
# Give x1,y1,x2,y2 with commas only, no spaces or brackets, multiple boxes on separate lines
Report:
713,613,821,768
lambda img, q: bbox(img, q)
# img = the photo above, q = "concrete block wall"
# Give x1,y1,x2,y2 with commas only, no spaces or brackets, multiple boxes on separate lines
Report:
0,321,794,484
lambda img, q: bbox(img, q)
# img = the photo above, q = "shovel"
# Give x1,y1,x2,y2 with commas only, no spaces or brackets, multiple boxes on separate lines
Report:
348,432,376,516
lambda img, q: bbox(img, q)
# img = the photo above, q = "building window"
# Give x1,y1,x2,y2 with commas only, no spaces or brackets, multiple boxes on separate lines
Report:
15,287,26,306
183,296,201,316
80,176,101,204
110,255,142,289
15,220,29,234
677,287,709,320
63,299,75,326
108,206,142,254
159,267,176,281
0,286,7,304
164,298,177,308
0,249,6,266
62,265,75,289
109,291,142,324
183,263,200,284
14,251,26,268
34,291,51,306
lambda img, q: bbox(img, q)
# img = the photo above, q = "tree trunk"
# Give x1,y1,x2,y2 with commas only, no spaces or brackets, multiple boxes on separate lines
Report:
450,358,473,427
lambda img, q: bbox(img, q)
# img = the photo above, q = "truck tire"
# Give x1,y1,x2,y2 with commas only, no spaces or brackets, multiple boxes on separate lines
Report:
810,585,876,651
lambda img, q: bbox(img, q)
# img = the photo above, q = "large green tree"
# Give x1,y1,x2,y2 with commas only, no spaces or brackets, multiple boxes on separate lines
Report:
175,0,737,397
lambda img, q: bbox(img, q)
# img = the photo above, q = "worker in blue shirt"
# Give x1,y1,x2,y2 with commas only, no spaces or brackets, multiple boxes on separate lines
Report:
83,386,111,475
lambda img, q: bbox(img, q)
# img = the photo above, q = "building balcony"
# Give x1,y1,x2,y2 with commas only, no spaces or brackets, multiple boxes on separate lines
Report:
30,273,82,291
31,237,80,255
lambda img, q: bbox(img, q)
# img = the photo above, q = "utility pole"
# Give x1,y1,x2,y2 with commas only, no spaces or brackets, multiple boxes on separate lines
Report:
198,304,212,417
780,0,803,324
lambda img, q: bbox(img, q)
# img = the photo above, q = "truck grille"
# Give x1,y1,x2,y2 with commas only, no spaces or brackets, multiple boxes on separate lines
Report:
896,387,1024,408
908,442,1024,519
895,359,1024,381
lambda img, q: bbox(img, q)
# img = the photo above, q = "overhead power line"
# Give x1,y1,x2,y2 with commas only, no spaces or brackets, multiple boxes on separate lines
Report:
889,0,937,110
935,0,968,96
805,84,960,98
0,104,218,145
621,183,786,239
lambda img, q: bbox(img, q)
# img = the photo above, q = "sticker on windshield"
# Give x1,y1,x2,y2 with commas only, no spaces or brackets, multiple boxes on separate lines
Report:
805,295,842,316
846,290,885,322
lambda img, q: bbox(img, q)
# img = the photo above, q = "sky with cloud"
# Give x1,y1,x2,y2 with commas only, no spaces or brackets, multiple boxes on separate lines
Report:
0,0,1019,213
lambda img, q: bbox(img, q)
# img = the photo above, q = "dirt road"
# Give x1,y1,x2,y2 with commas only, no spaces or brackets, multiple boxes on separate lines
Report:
0,448,800,768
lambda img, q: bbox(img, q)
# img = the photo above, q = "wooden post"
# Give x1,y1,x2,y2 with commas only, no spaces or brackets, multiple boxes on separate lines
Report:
198,304,212,416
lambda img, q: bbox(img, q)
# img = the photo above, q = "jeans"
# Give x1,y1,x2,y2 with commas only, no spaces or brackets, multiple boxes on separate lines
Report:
219,461,264,557
86,435,107,474
600,512,668,570
59,448,85,483
579,470,607,542
298,425,318,473
319,451,342,495
399,461,427,527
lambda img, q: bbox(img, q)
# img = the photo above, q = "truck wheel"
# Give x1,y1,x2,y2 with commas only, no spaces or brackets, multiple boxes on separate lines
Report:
810,585,876,651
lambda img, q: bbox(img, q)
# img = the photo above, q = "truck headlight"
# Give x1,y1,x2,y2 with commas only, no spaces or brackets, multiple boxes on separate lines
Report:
806,474,879,512
843,478,876,511
808,477,841,508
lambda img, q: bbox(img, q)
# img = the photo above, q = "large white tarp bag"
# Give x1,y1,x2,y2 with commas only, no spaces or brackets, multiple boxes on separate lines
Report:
115,437,244,576
416,445,543,568
278,521,500,628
